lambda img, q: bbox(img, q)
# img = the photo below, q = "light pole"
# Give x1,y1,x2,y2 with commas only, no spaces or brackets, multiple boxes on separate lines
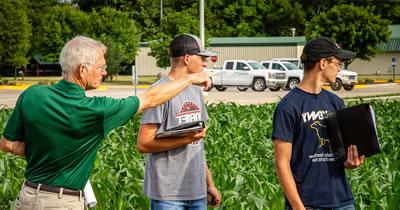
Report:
160,0,163,23
200,0,205,47
291,28,296,37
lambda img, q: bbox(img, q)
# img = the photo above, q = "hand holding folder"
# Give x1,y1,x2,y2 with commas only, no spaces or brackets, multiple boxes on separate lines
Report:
326,103,381,163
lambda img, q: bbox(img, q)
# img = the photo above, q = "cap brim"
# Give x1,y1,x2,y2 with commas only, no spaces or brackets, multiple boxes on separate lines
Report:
197,50,217,57
335,49,356,60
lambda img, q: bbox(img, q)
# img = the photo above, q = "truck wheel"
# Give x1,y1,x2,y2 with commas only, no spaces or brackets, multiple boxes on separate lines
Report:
215,86,227,91
237,87,248,91
252,78,266,91
343,85,354,91
287,78,300,90
330,79,342,91
269,86,281,91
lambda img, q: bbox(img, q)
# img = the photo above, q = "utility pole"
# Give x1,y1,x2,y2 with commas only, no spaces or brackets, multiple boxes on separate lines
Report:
200,0,205,47
160,0,163,23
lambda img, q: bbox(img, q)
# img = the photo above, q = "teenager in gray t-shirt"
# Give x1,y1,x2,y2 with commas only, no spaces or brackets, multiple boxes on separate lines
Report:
137,33,221,209
141,78,208,200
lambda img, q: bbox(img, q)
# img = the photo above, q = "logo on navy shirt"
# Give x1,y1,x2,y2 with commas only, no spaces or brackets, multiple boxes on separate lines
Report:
302,110,335,162
302,110,328,123
310,121,332,153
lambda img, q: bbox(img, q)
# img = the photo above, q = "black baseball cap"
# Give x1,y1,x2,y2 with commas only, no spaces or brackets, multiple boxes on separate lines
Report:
302,37,356,63
168,34,217,57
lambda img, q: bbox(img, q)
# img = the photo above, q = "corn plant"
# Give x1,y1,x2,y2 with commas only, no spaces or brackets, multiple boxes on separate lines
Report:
1,100,399,209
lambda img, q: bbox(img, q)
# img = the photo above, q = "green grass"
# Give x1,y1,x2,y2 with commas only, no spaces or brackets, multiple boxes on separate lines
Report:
1,100,399,209
358,74,400,81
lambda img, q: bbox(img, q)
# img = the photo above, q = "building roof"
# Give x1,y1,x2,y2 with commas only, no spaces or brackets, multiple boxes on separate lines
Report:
379,24,400,52
209,36,306,46
388,25,400,38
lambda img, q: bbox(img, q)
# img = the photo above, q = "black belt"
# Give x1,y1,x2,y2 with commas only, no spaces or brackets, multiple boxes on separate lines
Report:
25,180,81,197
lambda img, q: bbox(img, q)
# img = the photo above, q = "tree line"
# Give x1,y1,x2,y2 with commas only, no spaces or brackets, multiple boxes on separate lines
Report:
0,0,397,76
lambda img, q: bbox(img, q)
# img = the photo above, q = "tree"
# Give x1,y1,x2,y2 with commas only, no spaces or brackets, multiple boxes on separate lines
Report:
206,0,306,37
148,34,172,68
89,7,140,80
127,0,162,41
262,0,306,36
32,4,90,62
0,0,31,72
26,0,61,58
207,0,266,37
298,0,400,26
148,9,200,68
305,4,390,65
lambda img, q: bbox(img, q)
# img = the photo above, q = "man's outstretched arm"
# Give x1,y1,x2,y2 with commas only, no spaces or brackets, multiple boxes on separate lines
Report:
137,72,213,113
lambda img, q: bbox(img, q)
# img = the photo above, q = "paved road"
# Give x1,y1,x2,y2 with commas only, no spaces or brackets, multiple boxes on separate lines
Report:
1,83,399,108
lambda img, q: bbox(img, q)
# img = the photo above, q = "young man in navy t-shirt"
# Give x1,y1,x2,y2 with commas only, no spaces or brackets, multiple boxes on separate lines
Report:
272,37,365,210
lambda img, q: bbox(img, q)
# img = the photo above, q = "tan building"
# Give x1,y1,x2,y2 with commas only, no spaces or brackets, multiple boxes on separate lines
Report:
350,25,400,75
135,25,399,76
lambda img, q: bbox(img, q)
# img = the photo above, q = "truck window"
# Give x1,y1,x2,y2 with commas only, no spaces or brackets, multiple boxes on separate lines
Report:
262,63,270,69
225,62,234,70
272,63,284,71
237,62,249,70
248,62,266,70
282,62,299,70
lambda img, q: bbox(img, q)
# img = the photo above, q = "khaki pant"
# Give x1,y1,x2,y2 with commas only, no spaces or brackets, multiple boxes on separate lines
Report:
15,184,86,210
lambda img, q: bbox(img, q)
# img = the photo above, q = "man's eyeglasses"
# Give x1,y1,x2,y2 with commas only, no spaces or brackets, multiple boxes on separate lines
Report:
84,63,107,72
324,58,343,70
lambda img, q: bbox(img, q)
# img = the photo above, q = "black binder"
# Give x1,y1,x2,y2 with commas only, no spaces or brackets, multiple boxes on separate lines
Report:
326,103,381,162
156,121,205,138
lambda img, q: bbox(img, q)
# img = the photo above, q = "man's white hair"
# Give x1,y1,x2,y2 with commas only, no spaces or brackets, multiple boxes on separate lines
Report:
59,36,107,79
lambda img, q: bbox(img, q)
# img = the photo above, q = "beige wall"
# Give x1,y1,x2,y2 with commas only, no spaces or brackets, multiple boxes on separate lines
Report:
206,46,299,67
135,46,300,75
349,53,400,75
135,47,170,76
135,45,399,76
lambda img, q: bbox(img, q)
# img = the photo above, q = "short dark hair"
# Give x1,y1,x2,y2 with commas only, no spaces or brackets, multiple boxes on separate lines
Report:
300,53,316,71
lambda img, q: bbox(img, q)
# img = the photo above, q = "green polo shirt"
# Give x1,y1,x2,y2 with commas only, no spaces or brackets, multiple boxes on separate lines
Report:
3,80,139,190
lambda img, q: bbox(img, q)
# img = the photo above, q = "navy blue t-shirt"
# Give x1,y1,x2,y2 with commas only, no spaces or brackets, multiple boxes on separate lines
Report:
272,87,354,208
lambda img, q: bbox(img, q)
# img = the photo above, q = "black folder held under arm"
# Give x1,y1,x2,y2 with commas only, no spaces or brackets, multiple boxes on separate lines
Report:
326,103,381,163
156,121,205,138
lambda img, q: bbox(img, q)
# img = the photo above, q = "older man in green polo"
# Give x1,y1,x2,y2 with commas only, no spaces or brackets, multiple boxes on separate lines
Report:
0,35,213,210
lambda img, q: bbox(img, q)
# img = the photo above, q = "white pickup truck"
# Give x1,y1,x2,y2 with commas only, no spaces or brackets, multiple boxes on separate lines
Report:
260,60,303,91
267,58,358,91
331,69,358,90
205,60,287,92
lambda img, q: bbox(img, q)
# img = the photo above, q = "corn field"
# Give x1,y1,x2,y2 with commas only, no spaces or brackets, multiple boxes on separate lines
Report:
0,99,399,209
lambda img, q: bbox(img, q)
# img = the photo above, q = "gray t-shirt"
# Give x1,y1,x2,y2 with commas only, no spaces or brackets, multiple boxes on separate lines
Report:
140,78,209,200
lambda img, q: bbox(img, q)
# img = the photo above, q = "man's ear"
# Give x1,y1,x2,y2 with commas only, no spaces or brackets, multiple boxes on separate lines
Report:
79,64,86,79
319,59,325,71
183,55,191,65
